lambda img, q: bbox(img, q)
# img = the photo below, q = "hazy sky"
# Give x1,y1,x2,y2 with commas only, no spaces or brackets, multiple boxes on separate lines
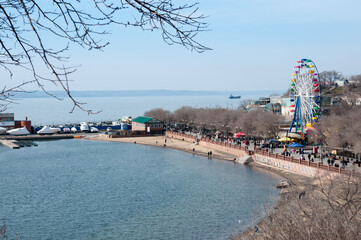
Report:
5,0,361,92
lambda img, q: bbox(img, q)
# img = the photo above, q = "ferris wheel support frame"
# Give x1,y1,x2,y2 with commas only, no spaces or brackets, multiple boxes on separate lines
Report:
289,58,321,133
289,97,302,132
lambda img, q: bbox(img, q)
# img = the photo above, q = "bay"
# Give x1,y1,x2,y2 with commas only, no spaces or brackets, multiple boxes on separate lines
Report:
0,139,280,240
8,91,282,125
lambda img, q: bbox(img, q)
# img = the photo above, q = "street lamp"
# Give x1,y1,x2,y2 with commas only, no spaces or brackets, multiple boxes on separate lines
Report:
342,143,347,168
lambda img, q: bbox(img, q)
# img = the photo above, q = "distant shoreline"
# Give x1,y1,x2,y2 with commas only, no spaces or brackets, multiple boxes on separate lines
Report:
13,89,284,99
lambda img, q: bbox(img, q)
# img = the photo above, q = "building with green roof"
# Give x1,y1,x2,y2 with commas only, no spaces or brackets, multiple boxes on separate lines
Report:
132,116,164,134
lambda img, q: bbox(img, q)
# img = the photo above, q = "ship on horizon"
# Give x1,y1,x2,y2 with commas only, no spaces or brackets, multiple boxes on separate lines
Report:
229,94,241,99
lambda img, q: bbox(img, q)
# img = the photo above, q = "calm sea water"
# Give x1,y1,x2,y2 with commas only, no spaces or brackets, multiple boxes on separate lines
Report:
0,139,281,240
8,93,279,125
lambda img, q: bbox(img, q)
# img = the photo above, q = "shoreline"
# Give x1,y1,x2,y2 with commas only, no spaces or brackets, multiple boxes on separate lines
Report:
87,135,309,184
88,135,309,239
88,135,239,161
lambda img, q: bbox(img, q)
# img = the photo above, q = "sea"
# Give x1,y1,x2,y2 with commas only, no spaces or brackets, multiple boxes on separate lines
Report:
8,90,283,125
0,139,281,240
1,90,283,239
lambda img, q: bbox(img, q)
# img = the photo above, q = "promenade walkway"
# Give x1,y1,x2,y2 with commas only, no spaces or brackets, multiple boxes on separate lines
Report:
166,131,360,177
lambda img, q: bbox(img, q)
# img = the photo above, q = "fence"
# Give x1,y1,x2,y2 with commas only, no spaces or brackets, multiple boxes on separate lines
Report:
166,131,359,177
253,149,344,174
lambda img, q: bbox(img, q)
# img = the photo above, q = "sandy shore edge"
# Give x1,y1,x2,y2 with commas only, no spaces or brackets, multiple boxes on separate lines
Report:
87,135,308,183
88,135,239,161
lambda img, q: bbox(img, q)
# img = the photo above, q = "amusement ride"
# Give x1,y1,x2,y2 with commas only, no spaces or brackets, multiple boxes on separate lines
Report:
289,59,321,134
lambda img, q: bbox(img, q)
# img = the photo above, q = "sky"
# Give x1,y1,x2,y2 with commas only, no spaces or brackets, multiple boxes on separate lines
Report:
3,0,361,92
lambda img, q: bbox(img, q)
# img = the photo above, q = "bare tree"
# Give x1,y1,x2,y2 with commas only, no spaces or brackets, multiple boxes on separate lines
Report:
319,70,345,85
349,74,361,86
343,74,361,105
146,105,286,138
144,108,172,123
256,111,282,138
237,174,361,240
317,106,361,155
236,110,260,136
0,0,210,112
173,106,197,122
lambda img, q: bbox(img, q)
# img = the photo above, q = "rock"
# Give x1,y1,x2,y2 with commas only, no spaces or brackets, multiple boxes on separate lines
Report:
235,156,254,165
280,188,291,195
276,180,293,189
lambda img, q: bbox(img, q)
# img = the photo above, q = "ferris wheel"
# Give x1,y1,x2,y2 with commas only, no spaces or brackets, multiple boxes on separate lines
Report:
289,58,321,133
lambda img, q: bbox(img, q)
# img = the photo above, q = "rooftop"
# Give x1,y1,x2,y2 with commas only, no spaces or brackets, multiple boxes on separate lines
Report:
132,116,154,124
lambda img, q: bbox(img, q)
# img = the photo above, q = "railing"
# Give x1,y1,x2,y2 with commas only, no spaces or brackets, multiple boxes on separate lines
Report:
253,147,359,176
166,131,361,177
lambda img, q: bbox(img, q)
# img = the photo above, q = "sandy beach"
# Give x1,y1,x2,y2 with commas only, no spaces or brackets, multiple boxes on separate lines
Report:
89,135,239,161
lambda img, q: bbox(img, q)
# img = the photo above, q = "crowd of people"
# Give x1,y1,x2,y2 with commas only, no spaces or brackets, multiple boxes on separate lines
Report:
168,124,360,170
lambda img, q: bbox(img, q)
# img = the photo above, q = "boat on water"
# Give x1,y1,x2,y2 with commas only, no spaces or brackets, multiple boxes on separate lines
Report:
7,127,30,135
37,126,61,135
71,127,78,133
229,95,241,99
80,122,90,132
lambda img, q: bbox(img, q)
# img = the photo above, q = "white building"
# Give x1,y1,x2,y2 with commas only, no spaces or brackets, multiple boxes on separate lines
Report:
0,113,15,130
270,96,282,104
281,98,293,120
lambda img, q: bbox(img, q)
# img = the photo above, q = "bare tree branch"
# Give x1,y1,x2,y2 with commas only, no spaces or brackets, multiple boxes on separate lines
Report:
0,0,210,112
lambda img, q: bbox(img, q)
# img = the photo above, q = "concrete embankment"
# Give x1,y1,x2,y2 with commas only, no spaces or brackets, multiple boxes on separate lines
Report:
0,134,80,149
0,139,21,149
166,131,358,178
3,134,75,141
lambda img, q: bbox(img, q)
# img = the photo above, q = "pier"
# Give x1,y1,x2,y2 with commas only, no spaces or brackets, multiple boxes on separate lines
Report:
3,134,75,141
0,139,21,149
0,134,78,149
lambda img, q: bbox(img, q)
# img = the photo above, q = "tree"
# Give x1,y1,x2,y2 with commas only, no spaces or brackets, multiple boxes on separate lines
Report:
318,107,361,154
0,1,209,112
349,74,361,86
256,111,282,138
237,174,361,240
344,74,361,104
145,106,286,138
144,108,172,123
319,70,345,85
173,106,197,122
